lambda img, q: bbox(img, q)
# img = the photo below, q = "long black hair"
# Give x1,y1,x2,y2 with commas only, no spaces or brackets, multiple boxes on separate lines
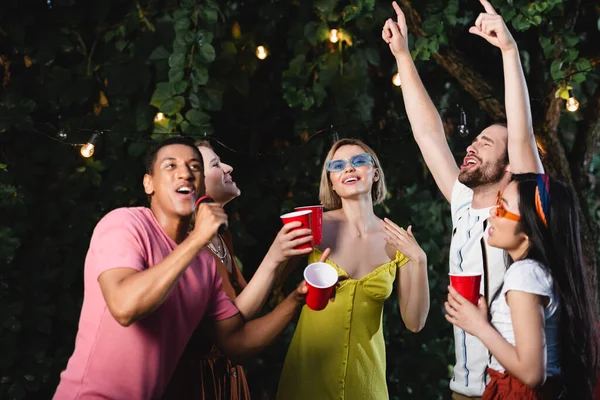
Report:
511,173,597,398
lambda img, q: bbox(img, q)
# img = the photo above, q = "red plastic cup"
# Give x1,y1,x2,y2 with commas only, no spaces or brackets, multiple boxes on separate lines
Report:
280,210,313,250
449,272,482,305
303,262,338,311
295,205,324,245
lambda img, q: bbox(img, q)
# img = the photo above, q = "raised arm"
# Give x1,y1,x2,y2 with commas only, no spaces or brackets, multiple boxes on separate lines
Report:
98,203,226,327
383,2,459,202
469,0,544,173
212,249,331,362
233,222,313,319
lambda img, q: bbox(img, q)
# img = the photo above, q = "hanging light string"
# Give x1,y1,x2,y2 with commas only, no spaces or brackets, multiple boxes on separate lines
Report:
15,61,598,160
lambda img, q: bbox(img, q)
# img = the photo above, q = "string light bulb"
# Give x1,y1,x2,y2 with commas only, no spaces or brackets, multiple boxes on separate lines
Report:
565,89,579,112
80,132,100,158
458,107,470,137
154,112,165,122
329,29,339,43
392,73,401,87
256,46,268,60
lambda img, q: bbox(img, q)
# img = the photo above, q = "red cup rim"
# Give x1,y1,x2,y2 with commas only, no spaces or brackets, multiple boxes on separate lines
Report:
304,262,338,288
449,272,482,277
281,210,312,219
295,205,324,209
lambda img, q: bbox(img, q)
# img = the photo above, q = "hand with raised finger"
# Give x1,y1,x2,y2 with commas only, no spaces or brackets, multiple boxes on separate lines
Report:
444,286,488,336
469,0,516,52
382,1,409,58
265,221,314,266
381,219,426,264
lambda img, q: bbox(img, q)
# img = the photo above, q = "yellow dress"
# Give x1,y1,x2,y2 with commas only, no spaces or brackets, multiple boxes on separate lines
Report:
277,248,409,400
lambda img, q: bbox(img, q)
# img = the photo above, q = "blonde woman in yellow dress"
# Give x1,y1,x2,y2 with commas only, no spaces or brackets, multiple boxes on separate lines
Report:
277,138,430,400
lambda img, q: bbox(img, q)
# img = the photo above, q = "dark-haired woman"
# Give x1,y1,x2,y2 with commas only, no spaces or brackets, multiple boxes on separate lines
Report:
446,173,597,399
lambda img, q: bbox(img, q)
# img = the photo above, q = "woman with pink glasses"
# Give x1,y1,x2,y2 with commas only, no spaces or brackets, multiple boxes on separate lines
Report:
446,173,597,399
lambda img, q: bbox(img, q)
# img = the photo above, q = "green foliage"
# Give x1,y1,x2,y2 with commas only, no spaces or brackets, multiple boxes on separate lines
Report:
0,0,598,399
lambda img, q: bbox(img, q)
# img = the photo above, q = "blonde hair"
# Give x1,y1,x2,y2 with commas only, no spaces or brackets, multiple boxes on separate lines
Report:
319,139,387,210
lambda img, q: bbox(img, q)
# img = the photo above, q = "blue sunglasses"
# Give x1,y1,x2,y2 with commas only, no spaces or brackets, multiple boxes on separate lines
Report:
326,153,374,173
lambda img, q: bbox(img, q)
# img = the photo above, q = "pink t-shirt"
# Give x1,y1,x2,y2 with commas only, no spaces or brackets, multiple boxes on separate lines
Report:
54,207,239,400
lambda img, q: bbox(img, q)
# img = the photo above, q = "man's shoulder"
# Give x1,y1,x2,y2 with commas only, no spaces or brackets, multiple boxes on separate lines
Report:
450,180,473,216
92,207,154,240
98,207,150,226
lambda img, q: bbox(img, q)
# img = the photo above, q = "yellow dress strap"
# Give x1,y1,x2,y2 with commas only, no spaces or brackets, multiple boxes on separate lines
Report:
393,250,410,269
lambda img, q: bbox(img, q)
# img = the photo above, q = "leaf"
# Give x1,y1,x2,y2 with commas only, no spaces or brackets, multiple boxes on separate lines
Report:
220,41,237,59
563,34,579,48
174,18,191,33
313,83,327,106
539,36,554,58
199,3,219,24
428,37,440,54
550,59,564,81
150,83,174,108
168,53,186,68
574,58,591,72
520,50,530,75
192,68,209,86
149,46,171,60
415,37,429,51
197,43,216,63
168,68,184,83
287,55,307,76
196,30,214,46
444,0,459,27
199,83,224,111
189,93,200,108
302,93,315,111
159,96,185,115
422,14,442,35
185,109,211,127
173,81,189,94
563,48,579,62
313,0,338,15
341,4,361,22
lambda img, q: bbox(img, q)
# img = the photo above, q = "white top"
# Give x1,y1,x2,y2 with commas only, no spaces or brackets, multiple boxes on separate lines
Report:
489,259,560,376
449,181,507,397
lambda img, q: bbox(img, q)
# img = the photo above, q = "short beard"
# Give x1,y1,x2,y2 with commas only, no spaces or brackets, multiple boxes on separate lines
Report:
458,158,507,189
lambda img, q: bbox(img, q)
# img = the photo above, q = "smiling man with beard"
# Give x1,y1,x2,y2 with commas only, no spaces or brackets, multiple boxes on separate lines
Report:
383,1,544,399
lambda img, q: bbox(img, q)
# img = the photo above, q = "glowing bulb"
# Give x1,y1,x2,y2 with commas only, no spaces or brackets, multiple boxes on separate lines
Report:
329,29,339,43
256,46,268,60
392,73,401,87
565,89,579,112
154,112,165,122
80,143,95,158
80,132,100,158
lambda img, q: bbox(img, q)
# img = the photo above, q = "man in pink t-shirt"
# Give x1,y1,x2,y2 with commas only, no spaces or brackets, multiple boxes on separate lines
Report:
54,137,326,400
